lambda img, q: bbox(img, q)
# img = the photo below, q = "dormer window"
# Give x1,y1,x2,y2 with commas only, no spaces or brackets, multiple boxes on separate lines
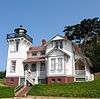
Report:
55,41,58,48
55,41,63,49
60,41,63,49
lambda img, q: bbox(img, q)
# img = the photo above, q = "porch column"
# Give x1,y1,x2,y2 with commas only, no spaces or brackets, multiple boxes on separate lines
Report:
18,76,20,86
35,62,40,84
24,64,32,85
85,66,91,81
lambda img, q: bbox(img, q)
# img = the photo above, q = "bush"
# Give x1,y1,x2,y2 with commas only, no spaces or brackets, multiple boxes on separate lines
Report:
0,71,6,79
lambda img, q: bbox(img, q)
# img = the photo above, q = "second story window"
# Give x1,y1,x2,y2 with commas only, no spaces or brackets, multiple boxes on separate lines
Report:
32,52,37,56
55,41,58,48
60,41,63,49
55,41,63,49
41,51,45,55
16,39,20,52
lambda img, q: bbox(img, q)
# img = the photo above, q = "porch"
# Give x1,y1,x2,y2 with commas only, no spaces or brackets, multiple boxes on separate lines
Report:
24,61,46,84
75,59,86,81
75,70,86,81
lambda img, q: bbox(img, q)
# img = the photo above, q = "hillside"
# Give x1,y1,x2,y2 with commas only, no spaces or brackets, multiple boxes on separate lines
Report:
28,77,100,98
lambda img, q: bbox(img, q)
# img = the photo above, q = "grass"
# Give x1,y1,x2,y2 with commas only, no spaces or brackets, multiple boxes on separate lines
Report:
0,78,14,98
0,86,14,98
28,77,100,98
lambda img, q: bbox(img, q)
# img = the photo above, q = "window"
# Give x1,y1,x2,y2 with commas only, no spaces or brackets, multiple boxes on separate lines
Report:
10,39,20,52
55,41,58,48
41,51,45,55
58,58,63,71
55,41,63,49
10,60,16,73
51,58,56,71
16,39,20,51
32,52,37,56
60,41,63,49
10,44,16,52
31,64,36,72
40,62,45,71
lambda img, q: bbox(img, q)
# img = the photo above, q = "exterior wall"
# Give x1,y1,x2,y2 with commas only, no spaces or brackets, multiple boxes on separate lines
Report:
47,51,65,77
6,37,32,78
47,76,74,84
5,77,19,87
46,36,75,80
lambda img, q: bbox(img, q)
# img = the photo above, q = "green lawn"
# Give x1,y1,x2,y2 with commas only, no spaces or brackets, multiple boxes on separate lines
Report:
0,86,14,98
0,79,14,98
28,77,100,98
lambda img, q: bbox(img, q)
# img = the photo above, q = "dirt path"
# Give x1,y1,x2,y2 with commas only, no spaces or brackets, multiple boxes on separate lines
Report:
2,96,96,99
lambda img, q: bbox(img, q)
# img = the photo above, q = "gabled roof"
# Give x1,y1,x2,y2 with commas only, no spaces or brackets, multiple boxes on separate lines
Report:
46,48,70,57
47,34,65,45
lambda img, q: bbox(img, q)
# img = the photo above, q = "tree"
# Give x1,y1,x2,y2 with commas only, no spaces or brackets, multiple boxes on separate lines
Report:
63,17,100,72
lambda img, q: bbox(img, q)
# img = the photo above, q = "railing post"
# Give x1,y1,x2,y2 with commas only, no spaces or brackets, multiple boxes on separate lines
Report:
24,70,27,85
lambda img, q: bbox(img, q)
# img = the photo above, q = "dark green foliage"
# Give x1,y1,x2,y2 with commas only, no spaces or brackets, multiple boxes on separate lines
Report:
28,77,100,98
0,71,6,79
63,17,100,72
0,86,14,98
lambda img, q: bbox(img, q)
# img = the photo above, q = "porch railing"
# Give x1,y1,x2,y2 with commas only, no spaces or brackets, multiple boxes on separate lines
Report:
25,71,35,85
75,70,85,78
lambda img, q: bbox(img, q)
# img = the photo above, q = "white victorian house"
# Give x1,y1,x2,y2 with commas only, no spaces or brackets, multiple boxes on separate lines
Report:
5,26,94,87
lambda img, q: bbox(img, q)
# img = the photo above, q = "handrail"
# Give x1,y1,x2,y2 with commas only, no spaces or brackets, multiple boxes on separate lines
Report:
25,70,35,85
14,80,24,93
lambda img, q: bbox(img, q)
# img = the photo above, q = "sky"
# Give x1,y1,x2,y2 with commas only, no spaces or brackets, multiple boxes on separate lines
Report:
0,0,100,71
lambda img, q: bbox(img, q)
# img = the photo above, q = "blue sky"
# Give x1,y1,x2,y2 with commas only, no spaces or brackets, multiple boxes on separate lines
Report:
0,0,100,71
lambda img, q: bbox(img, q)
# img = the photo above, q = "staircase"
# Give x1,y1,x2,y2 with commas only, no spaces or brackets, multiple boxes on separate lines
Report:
14,70,35,97
25,70,35,85
15,85,29,97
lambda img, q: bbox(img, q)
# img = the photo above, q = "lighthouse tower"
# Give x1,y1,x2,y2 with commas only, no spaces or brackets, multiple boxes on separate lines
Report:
6,26,32,86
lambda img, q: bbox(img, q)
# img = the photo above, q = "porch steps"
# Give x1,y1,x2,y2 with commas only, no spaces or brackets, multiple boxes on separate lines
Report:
25,70,35,85
15,85,29,97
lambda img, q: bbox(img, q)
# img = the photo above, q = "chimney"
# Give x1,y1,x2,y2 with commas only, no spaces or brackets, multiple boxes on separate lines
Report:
42,39,46,46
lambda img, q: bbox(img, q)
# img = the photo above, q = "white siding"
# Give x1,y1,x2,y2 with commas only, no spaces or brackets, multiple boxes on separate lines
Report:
6,37,32,77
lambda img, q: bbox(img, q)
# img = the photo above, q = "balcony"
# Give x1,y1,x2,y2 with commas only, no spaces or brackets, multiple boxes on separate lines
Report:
75,70,85,78
7,33,33,43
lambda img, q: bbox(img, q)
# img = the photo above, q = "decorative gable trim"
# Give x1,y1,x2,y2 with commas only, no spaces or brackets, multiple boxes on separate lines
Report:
46,34,65,45
46,48,70,57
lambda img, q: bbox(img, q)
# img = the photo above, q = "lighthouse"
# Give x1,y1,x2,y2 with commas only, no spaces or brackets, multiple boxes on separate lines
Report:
5,26,32,86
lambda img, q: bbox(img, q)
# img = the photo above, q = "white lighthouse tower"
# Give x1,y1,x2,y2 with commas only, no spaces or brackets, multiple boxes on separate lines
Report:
6,26,32,86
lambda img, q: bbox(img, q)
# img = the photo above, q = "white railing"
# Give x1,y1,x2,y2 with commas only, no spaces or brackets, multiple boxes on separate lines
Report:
25,71,35,85
14,80,24,93
75,70,85,78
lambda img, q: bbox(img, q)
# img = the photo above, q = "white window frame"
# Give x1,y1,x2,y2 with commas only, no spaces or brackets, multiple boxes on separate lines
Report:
57,58,63,71
10,60,16,73
51,58,56,71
